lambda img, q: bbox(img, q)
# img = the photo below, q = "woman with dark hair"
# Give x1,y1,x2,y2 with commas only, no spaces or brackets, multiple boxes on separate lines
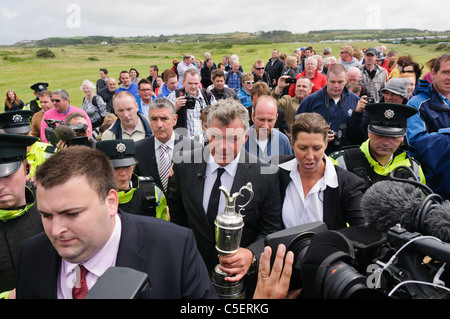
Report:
278,112,366,230
129,67,141,83
4,90,24,112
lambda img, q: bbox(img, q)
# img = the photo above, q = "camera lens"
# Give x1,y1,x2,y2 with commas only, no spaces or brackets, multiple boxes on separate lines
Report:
321,261,370,299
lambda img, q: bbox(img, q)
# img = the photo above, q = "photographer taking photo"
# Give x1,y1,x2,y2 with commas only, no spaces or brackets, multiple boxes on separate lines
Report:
54,112,96,149
168,68,216,137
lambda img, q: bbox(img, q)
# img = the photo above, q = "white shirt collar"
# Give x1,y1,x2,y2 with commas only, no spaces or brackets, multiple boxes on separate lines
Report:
279,156,338,189
206,150,241,178
154,132,175,151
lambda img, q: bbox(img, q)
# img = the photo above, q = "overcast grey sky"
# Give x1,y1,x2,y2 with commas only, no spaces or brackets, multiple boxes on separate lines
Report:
1,0,449,45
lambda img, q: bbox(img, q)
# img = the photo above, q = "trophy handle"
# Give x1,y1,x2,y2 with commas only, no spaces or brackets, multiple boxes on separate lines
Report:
237,183,253,216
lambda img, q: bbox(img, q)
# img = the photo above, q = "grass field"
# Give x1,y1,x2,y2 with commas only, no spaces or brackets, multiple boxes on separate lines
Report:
0,40,445,111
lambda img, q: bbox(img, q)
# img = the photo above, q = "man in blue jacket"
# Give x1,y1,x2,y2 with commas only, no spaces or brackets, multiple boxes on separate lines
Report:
295,64,366,154
406,53,450,201
406,53,450,153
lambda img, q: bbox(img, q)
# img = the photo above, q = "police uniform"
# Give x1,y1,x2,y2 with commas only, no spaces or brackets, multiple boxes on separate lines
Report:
0,110,57,179
0,134,43,295
330,103,426,191
27,82,49,113
96,139,168,220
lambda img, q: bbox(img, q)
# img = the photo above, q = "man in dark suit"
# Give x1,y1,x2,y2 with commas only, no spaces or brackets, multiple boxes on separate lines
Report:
134,98,202,194
14,146,216,299
265,49,285,88
167,98,283,297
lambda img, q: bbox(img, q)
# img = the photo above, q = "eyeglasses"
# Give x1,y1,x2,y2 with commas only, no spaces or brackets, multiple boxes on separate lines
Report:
255,67,264,70
139,89,152,91
244,81,254,84
401,70,415,73
51,99,61,103
340,52,347,54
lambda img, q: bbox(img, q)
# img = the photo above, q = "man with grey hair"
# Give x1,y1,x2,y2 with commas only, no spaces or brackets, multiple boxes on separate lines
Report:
323,47,332,58
134,98,201,194
168,98,283,298
323,56,337,75
40,89,93,143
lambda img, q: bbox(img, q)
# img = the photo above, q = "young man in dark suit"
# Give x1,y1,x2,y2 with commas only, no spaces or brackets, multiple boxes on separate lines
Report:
14,146,216,299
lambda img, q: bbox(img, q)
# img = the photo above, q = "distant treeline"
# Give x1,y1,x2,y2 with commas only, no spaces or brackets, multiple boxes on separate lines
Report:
15,28,450,47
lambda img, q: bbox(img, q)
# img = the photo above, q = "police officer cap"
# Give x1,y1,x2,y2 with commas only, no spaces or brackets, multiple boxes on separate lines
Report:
0,133,38,177
366,103,418,137
0,110,34,134
96,139,138,168
30,82,49,93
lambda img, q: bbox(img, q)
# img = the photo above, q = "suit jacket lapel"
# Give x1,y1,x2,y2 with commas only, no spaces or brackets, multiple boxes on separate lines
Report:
148,137,162,186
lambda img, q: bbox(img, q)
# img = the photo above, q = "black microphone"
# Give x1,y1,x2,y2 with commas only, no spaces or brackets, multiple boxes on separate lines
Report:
197,173,206,180
361,180,450,242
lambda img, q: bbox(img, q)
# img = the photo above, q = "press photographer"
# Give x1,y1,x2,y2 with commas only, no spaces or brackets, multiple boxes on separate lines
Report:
44,112,95,149
258,173,450,299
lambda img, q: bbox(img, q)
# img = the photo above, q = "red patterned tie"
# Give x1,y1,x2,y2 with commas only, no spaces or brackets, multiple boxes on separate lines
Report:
72,265,88,299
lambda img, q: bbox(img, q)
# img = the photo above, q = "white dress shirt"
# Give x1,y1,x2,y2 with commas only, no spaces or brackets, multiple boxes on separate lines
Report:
58,214,122,299
202,152,240,216
279,156,338,228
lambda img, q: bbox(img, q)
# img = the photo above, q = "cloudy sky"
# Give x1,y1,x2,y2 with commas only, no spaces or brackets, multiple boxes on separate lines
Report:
1,0,449,45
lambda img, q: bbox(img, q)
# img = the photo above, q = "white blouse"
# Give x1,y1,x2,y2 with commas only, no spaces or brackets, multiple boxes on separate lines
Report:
279,156,338,228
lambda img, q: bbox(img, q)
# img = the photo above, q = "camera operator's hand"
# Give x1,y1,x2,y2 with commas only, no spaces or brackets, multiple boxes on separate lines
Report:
56,139,68,150
253,244,300,299
356,95,369,113
219,247,253,282
174,94,187,112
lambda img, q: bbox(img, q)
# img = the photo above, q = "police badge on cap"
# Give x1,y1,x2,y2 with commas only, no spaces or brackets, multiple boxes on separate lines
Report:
366,103,418,137
30,82,49,93
96,139,138,168
0,134,38,177
0,110,34,134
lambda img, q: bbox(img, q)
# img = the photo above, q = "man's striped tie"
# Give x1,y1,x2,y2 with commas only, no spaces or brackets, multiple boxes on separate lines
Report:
158,143,170,192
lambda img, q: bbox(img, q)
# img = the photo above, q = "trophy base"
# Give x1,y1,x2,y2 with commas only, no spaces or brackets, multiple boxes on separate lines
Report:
211,265,245,299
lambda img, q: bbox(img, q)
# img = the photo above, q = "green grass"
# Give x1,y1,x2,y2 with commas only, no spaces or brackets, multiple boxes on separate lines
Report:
0,41,444,112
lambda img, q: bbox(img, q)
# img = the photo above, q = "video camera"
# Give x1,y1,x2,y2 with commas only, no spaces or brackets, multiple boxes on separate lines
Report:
44,119,89,147
266,222,450,299
266,170,450,299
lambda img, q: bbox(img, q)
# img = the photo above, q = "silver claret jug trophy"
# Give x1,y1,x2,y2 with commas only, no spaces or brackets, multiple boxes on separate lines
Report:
211,182,253,299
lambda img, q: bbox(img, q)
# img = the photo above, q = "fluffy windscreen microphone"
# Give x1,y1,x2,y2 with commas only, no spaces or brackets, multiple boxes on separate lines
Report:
362,180,450,242
422,200,450,243
361,180,424,233
55,125,76,143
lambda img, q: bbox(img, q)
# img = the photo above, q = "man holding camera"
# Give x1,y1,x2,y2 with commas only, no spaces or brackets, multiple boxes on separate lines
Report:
39,89,92,144
358,48,387,103
295,64,365,155
272,75,313,127
168,68,217,137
